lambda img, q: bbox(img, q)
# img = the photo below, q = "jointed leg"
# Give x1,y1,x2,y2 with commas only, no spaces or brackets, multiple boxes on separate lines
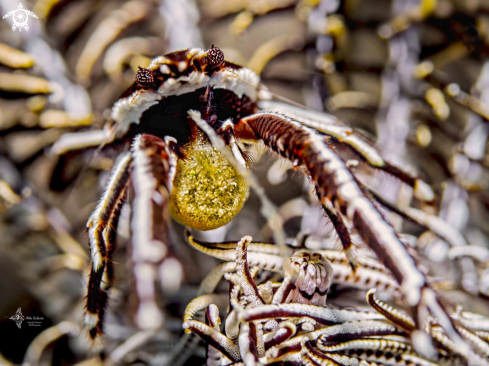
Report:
86,152,131,340
236,112,425,306
235,112,464,346
130,134,176,330
320,198,356,270
101,189,126,292
258,101,434,202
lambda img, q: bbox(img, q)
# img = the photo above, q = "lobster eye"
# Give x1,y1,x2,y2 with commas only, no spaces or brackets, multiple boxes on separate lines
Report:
136,66,155,88
207,46,224,67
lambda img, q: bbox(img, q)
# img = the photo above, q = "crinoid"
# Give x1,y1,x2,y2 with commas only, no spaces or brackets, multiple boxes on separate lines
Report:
51,46,464,352
182,233,489,365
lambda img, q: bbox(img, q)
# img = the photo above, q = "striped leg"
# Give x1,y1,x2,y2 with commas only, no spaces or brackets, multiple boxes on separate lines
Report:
236,112,426,306
130,134,176,330
320,198,356,270
86,152,131,340
235,113,460,332
237,111,472,354
258,101,434,202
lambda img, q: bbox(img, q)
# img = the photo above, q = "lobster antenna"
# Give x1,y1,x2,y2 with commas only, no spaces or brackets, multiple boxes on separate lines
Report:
232,72,317,112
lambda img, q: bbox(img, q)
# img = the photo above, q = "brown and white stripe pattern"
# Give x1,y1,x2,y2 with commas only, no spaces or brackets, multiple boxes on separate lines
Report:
241,303,385,325
85,152,131,339
205,304,223,366
182,319,241,362
257,101,434,202
186,233,400,298
84,132,178,341
110,48,262,134
237,111,426,307
130,134,176,330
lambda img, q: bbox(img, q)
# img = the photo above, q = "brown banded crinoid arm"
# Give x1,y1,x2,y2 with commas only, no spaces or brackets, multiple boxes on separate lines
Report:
205,304,224,366
185,232,401,299
182,234,410,365
234,112,464,344
366,289,489,364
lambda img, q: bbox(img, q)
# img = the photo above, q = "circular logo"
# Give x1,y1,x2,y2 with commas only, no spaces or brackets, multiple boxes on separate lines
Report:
3,3,38,32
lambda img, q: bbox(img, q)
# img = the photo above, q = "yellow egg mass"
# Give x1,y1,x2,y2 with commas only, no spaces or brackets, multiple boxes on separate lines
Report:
169,135,249,231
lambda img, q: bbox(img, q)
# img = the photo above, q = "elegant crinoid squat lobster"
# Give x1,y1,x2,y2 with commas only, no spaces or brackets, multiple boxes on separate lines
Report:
52,46,458,345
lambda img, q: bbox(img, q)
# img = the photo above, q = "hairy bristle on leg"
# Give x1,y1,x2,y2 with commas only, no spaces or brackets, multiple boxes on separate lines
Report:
235,112,463,344
130,134,176,330
85,152,131,340
236,112,425,306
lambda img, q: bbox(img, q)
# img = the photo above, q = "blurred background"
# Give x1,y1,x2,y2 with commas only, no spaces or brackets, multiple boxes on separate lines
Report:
0,0,489,365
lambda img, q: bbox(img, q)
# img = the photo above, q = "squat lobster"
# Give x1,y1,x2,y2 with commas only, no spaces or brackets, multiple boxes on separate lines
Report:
51,46,463,353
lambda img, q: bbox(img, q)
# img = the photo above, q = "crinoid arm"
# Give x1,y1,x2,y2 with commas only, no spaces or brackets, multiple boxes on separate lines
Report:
51,127,115,155
234,112,462,344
